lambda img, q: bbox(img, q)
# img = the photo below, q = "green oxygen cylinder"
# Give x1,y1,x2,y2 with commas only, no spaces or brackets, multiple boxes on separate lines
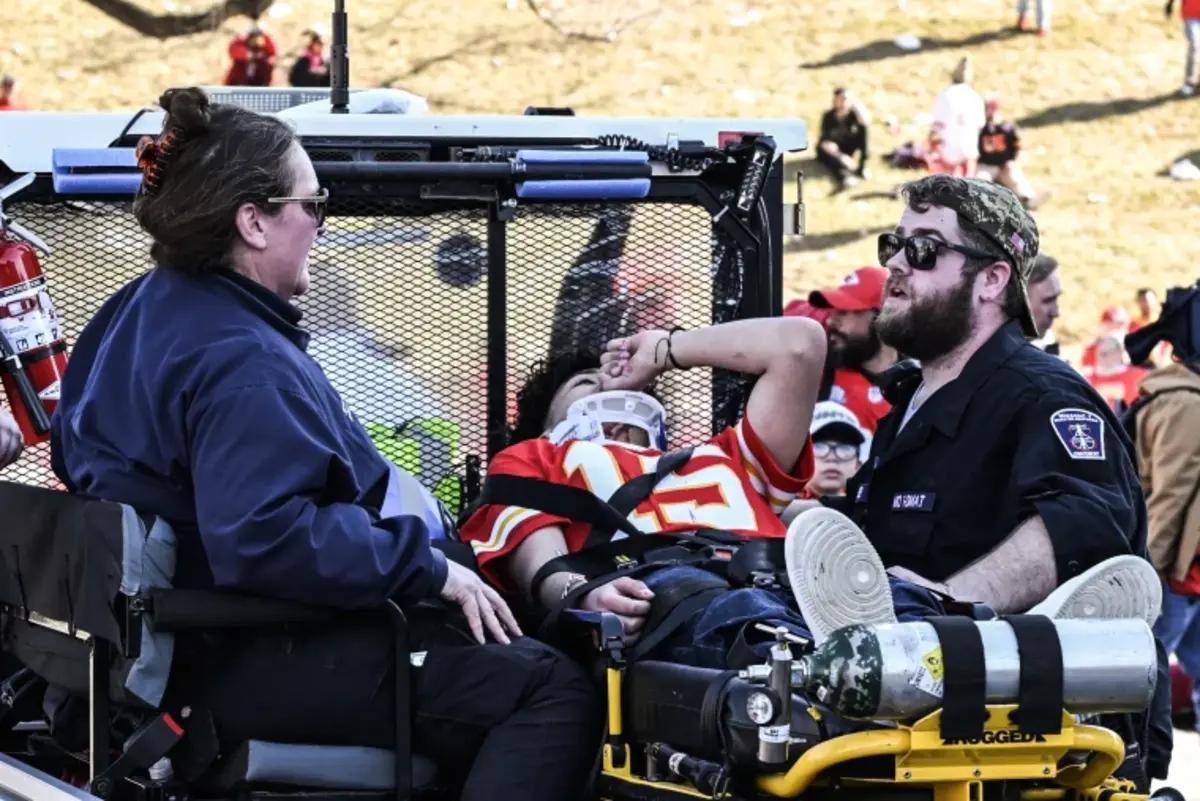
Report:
792,619,1157,721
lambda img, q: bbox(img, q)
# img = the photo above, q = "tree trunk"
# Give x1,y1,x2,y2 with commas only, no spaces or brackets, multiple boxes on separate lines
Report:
79,0,276,38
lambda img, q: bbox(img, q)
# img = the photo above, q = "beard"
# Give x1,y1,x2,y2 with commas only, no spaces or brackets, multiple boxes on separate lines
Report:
829,326,882,370
876,275,975,362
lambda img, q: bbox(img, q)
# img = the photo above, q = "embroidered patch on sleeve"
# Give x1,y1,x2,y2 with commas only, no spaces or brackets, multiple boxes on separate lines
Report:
1049,408,1106,461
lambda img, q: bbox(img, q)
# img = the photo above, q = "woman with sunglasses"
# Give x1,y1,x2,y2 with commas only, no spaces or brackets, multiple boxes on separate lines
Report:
50,88,598,800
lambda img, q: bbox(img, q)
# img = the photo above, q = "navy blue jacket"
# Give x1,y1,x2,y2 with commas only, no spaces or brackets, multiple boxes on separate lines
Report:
51,267,447,609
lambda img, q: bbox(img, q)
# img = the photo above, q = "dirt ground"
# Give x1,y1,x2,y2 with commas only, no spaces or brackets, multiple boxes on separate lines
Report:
1163,727,1199,794
1,0,1198,347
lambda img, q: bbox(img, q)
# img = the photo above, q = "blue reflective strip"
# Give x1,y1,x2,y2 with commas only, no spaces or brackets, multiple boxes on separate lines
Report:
516,149,648,165
516,178,650,199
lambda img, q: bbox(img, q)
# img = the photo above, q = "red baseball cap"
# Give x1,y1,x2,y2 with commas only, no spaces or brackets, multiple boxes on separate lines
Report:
1101,305,1130,326
808,267,888,312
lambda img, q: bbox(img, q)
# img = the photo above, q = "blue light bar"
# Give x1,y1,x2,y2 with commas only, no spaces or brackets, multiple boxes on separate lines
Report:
52,148,142,195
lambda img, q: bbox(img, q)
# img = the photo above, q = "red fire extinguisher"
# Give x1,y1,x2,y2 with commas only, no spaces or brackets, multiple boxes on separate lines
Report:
0,174,66,446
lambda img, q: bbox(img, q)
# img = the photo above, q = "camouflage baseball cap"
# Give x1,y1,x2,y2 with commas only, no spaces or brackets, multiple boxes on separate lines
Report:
901,175,1041,337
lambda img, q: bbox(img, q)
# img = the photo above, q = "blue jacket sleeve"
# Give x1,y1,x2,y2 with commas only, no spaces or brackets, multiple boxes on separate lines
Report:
187,384,448,609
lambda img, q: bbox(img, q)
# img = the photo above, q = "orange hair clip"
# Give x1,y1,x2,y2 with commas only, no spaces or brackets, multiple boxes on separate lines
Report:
135,129,179,195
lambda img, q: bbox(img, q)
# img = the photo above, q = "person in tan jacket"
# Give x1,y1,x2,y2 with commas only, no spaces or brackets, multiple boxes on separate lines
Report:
1136,359,1200,729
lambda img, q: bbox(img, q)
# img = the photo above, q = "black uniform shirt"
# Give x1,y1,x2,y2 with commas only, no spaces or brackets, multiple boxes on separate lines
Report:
838,321,1146,583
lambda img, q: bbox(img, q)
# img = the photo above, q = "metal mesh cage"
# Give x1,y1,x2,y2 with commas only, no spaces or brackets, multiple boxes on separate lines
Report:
0,195,753,512
200,87,340,114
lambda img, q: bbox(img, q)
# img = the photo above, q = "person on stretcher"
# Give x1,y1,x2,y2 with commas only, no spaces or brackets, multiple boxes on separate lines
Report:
460,318,1159,670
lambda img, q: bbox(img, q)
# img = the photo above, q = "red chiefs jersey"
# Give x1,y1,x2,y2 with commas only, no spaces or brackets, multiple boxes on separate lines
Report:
461,418,813,590
828,368,890,432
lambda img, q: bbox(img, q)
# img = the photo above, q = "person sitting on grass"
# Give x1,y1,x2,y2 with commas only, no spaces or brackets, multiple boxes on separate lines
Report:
817,87,870,190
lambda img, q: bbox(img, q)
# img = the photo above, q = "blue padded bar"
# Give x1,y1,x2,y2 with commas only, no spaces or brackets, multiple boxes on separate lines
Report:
52,148,141,195
516,179,651,200
53,148,138,169
516,149,649,165
52,173,143,195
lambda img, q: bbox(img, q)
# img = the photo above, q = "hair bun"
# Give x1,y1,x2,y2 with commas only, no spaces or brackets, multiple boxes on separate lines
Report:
158,87,211,139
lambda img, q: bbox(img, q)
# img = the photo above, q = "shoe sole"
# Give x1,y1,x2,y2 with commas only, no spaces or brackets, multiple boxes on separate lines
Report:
1030,556,1162,626
785,508,896,643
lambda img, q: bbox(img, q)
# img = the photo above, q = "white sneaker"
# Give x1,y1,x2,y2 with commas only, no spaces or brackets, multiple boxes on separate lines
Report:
1181,83,1196,97
785,507,896,643
1028,556,1162,626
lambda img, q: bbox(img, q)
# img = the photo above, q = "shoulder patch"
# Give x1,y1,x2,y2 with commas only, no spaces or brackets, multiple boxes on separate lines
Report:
1049,408,1106,461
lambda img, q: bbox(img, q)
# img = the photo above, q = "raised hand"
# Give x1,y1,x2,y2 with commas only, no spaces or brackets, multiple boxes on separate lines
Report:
600,329,670,391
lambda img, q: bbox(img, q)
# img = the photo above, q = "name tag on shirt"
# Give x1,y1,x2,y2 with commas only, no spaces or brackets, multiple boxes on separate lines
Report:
892,492,936,512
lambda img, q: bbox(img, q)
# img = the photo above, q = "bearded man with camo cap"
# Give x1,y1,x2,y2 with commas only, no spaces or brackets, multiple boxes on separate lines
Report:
814,175,1170,784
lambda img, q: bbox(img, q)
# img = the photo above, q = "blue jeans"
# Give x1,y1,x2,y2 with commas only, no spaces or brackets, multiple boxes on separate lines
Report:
1016,0,1051,29
1152,580,1200,723
1185,18,1200,86
640,566,947,669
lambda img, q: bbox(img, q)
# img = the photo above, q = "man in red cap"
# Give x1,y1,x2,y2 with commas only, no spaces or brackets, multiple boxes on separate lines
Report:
808,266,898,433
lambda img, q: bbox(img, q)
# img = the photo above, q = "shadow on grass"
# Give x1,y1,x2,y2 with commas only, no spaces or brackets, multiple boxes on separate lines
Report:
1157,149,1200,177
802,28,1021,69
786,225,891,252
1017,92,1185,128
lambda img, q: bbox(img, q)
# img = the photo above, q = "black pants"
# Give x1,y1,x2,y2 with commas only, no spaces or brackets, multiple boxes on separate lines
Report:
170,617,601,801
817,133,867,183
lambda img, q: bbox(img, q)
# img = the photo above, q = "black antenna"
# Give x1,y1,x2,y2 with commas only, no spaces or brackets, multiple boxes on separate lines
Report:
330,0,349,113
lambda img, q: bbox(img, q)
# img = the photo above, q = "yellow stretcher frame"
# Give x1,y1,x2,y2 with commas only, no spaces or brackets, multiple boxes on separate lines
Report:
600,663,1149,801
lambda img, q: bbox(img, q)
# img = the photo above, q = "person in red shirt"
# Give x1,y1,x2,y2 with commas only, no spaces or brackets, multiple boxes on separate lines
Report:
225,26,277,87
805,267,898,433
1081,305,1132,369
1084,335,1148,412
0,75,26,112
460,318,965,670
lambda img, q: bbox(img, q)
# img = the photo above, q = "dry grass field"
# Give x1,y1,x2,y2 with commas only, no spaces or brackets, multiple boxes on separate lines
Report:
2,0,1198,347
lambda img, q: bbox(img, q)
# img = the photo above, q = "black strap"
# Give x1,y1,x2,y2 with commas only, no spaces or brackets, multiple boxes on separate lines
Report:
628,587,727,662
479,475,643,539
926,616,988,740
90,713,184,794
585,448,695,548
1003,614,1064,735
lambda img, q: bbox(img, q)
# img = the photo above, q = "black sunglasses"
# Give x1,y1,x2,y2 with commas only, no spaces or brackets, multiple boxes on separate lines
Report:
878,232,1001,271
266,187,329,228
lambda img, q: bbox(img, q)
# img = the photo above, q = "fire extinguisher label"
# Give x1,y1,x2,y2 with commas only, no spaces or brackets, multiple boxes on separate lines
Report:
0,276,63,354
37,381,61,401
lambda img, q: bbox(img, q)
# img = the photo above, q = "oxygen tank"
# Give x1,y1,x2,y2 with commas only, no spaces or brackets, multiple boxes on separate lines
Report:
792,619,1157,721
